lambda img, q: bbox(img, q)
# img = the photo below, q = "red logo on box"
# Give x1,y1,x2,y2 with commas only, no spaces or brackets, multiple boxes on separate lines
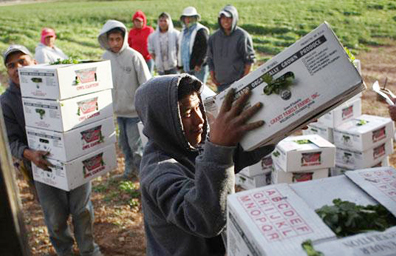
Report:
82,153,105,178
77,97,98,115
301,152,321,166
372,127,386,143
373,144,386,159
75,67,97,84
342,105,353,120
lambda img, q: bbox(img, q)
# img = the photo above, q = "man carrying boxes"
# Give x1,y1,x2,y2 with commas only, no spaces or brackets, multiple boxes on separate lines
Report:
1,45,103,256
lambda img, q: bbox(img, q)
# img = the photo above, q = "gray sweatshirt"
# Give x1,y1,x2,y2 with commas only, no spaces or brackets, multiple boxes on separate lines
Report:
98,20,151,118
207,5,255,85
135,74,274,256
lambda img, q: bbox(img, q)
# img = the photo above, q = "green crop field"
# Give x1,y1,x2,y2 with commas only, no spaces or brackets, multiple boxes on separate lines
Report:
0,0,395,93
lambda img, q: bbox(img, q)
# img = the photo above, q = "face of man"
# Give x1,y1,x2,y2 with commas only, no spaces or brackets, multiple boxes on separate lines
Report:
159,17,169,32
133,19,143,29
44,36,55,48
108,32,123,53
6,52,36,86
179,92,205,147
220,16,232,33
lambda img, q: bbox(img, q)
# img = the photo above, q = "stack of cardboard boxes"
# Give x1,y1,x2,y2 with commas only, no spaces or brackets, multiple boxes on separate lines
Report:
19,60,117,191
236,154,273,190
331,114,394,175
271,134,336,184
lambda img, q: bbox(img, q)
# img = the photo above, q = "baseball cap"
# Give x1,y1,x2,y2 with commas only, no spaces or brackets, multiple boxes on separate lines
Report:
41,28,56,44
3,45,32,65
219,11,232,18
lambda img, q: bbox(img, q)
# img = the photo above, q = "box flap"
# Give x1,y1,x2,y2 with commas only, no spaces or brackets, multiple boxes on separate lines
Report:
228,183,336,255
345,167,396,217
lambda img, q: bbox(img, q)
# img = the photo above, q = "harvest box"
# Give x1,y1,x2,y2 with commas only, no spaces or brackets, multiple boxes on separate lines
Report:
333,114,394,151
317,97,362,128
208,22,364,151
236,172,271,190
335,139,393,169
302,122,334,143
228,167,396,256
271,135,336,172
26,117,116,162
23,89,113,132
330,157,389,177
241,154,273,177
32,144,116,191
271,162,329,184
19,60,113,100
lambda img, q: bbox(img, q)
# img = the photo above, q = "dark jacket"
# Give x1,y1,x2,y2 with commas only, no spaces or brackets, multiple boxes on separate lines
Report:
135,74,274,256
0,81,30,168
207,5,255,85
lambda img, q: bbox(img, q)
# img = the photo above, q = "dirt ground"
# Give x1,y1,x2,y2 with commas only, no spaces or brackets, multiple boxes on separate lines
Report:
17,41,396,256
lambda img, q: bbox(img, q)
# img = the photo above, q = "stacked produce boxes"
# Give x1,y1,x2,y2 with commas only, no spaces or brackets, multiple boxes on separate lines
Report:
19,60,117,191
236,154,273,190
271,134,336,184
331,114,394,176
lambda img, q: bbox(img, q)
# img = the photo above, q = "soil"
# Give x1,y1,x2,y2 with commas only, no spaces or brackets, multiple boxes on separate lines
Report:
17,42,396,256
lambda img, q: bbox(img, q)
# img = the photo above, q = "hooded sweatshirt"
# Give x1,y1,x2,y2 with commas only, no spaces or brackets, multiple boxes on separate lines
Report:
128,11,154,61
207,5,255,85
98,20,151,118
1,80,30,169
35,43,68,64
148,13,180,72
135,74,274,256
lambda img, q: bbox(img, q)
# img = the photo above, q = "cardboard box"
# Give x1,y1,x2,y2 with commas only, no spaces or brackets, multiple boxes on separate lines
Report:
335,139,393,169
19,60,113,100
241,154,273,177
236,172,271,190
317,97,362,128
32,144,116,191
227,184,336,256
207,22,364,151
330,156,390,177
26,117,116,162
302,122,334,143
271,162,329,184
23,89,113,132
272,135,336,172
333,114,394,151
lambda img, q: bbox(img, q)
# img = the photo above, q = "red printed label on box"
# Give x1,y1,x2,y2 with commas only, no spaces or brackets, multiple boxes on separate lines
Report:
82,152,105,178
372,126,386,143
301,152,321,166
373,143,386,160
77,97,98,115
342,105,353,120
75,67,97,84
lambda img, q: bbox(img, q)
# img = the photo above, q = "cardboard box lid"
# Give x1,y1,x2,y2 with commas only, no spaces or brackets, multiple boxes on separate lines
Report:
334,114,393,134
314,226,396,256
278,135,335,152
228,183,336,255
291,175,378,210
345,167,396,217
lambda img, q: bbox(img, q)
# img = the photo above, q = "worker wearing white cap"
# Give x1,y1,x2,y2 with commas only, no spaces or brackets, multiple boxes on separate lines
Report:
178,6,210,84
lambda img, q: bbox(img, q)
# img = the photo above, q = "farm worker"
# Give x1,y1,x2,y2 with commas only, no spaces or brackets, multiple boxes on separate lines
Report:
135,73,275,256
178,7,210,84
128,10,155,74
98,20,151,180
148,12,180,75
1,45,103,256
35,28,68,64
207,5,255,92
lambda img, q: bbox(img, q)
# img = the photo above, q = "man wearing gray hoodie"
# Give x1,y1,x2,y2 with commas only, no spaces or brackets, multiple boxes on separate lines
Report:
135,74,275,255
148,12,180,75
208,5,255,92
98,20,151,180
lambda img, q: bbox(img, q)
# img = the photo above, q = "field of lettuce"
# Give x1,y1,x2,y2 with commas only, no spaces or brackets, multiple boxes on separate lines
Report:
0,0,396,92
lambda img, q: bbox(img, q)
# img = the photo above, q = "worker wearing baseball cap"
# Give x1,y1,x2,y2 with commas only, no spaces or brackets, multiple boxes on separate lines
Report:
178,6,210,84
35,27,68,64
1,45,102,256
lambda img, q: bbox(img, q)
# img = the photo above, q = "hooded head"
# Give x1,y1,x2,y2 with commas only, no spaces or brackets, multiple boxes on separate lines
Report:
218,5,239,34
135,74,208,157
132,10,147,29
98,20,128,53
157,12,174,32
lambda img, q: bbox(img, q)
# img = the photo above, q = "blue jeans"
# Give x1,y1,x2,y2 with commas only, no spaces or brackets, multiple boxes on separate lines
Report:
117,117,142,177
188,65,209,84
35,181,101,256
146,59,154,74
